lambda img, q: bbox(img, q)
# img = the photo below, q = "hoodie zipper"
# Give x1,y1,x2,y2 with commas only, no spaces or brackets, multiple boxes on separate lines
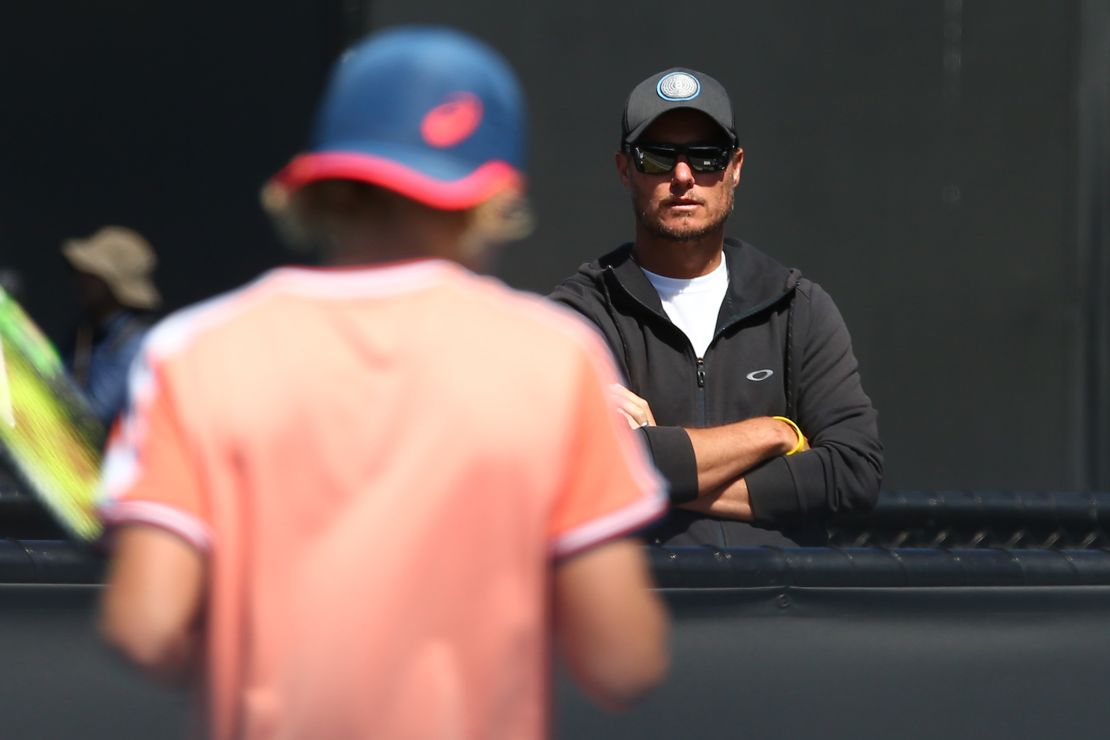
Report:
695,357,707,427
603,259,793,429
696,352,731,545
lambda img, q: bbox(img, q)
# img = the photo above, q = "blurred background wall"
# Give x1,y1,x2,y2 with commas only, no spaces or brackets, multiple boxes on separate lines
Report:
1,0,1107,492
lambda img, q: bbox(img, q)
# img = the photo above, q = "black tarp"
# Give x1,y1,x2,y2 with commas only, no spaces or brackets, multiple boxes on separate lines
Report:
558,584,1110,740
4,546,1110,740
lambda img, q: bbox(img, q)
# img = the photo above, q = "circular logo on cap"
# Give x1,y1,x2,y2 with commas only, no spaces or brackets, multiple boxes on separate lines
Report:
656,72,701,101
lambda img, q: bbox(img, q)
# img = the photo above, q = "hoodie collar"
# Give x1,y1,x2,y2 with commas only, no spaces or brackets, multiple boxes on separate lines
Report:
600,237,800,328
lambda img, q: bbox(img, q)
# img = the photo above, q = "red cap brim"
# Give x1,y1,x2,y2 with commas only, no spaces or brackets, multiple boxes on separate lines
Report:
268,151,522,210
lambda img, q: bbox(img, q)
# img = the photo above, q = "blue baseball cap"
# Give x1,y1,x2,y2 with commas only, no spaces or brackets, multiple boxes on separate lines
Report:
269,27,526,210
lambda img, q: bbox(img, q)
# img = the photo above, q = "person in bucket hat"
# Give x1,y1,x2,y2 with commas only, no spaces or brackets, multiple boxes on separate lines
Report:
99,27,668,740
62,225,161,428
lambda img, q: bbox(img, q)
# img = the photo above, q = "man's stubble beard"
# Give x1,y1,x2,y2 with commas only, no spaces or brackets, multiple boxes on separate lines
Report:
634,186,735,243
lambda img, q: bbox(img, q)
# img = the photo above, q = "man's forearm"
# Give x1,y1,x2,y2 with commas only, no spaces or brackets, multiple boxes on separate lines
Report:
685,417,795,493
675,476,752,520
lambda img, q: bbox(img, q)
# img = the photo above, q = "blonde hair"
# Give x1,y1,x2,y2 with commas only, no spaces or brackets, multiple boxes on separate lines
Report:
261,180,532,259
457,188,534,259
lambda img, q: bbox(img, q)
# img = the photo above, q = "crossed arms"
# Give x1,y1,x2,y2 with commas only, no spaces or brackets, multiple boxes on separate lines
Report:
610,383,807,521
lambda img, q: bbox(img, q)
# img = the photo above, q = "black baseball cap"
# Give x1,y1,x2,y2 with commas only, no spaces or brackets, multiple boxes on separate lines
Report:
620,67,737,147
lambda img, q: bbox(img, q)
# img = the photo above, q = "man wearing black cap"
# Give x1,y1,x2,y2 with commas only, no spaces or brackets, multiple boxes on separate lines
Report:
551,68,883,547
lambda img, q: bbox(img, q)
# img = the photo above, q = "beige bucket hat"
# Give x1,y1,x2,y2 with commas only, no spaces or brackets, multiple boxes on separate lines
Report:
62,226,161,310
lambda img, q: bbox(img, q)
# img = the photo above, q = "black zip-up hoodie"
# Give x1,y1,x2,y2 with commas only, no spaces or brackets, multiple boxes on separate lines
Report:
550,238,882,546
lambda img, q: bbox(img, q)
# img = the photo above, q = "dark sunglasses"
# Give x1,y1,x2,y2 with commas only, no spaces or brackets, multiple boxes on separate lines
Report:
626,142,734,174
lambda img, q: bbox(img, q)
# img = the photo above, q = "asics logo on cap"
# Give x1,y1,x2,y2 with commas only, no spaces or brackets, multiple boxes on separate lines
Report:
656,72,700,101
421,92,484,148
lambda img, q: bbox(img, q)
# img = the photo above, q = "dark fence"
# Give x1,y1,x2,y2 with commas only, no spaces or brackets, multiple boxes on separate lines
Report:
10,460,1110,548
0,468,67,541
3,543,1110,739
6,476,1110,739
648,543,1110,587
828,489,1110,548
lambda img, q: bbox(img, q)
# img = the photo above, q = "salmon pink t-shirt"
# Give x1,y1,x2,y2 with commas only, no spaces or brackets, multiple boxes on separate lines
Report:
99,259,665,740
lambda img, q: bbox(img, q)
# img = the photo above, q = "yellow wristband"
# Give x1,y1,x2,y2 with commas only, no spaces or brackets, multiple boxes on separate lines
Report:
772,416,807,456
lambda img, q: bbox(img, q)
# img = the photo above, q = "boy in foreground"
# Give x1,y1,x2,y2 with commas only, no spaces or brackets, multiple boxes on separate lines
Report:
98,27,668,739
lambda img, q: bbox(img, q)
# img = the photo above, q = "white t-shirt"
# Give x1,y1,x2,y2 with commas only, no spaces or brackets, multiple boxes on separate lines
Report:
640,259,729,358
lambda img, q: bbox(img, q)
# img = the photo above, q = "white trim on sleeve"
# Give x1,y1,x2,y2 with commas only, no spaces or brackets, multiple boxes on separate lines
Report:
551,487,667,560
100,500,212,552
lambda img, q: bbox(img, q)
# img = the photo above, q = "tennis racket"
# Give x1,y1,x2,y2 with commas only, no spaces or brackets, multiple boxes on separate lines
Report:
0,287,105,541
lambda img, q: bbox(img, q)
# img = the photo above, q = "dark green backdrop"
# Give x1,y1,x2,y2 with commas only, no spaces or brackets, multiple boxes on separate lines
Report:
1,1,1107,491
